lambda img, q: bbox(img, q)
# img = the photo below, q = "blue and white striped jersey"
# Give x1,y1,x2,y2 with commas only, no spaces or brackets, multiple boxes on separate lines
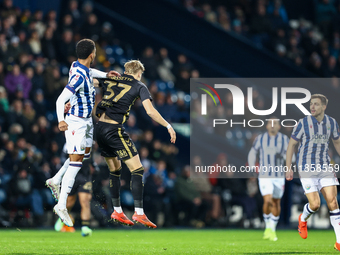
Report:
291,115,340,170
248,132,290,178
65,61,95,118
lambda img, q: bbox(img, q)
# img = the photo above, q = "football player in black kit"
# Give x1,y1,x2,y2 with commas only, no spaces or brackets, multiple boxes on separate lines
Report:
95,60,176,228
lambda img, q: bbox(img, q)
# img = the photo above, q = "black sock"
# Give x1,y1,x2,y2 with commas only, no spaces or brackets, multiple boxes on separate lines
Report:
82,220,90,228
131,167,144,208
110,167,122,207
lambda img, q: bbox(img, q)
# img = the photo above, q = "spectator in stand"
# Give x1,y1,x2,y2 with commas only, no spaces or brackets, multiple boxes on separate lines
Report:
0,62,5,86
5,64,32,100
66,0,81,31
32,10,46,38
43,64,66,102
316,0,337,39
32,89,46,118
249,4,272,47
7,36,21,63
267,0,288,24
45,10,58,32
192,166,222,225
323,56,340,77
0,0,16,18
140,47,159,80
56,29,76,64
202,3,217,24
81,1,94,24
60,14,74,33
175,166,208,227
100,22,115,44
80,13,100,39
157,48,175,82
30,64,45,96
41,27,56,60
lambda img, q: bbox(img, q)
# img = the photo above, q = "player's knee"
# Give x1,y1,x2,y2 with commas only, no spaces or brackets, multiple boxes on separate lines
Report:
109,166,122,173
309,201,320,211
131,167,144,176
327,197,338,210
263,199,272,207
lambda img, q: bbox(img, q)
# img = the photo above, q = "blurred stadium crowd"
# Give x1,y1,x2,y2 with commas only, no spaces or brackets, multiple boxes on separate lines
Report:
185,0,340,78
0,0,210,228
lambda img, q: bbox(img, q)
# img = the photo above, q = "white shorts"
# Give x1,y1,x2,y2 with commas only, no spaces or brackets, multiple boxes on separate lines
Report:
64,114,93,154
300,171,339,194
258,178,285,199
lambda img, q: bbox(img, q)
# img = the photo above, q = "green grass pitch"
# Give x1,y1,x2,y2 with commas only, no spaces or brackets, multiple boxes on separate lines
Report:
0,229,338,254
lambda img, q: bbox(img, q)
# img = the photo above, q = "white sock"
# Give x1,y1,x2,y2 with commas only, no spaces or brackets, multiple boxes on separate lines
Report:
301,203,315,222
135,208,144,215
263,213,271,229
270,215,280,232
83,152,91,162
52,158,70,185
330,208,340,243
58,162,82,209
114,206,122,213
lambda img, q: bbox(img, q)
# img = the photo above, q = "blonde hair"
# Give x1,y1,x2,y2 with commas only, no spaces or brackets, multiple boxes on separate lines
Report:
124,60,145,75
311,94,328,106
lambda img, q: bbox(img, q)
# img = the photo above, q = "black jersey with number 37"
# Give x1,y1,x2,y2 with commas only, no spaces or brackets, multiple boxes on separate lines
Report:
96,74,152,124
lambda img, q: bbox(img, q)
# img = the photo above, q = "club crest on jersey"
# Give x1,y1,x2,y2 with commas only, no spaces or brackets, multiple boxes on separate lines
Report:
305,184,311,190
72,130,75,135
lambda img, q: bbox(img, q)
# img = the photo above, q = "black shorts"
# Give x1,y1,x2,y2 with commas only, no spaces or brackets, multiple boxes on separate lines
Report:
95,121,138,160
69,172,92,196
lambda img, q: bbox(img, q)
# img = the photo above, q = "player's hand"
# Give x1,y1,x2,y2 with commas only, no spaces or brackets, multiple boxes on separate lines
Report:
64,102,71,113
93,78,99,87
107,70,121,78
168,127,176,144
58,121,68,131
286,168,293,181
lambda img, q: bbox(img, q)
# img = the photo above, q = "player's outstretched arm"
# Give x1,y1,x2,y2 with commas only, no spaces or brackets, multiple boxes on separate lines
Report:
56,88,73,131
142,99,176,144
285,138,298,181
91,68,121,78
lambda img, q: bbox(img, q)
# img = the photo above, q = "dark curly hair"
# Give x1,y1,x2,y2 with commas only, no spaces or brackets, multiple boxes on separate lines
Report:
76,39,95,59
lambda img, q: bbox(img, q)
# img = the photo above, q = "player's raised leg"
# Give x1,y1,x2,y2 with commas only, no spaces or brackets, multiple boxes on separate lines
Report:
125,155,157,228
55,152,85,227
106,157,134,226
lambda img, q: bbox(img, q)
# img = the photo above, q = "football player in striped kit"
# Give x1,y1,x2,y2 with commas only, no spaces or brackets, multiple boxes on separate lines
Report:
248,117,292,241
46,39,120,227
286,94,340,251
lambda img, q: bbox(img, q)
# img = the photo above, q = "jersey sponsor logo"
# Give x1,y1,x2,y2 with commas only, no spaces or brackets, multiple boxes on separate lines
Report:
73,146,77,152
311,134,329,144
